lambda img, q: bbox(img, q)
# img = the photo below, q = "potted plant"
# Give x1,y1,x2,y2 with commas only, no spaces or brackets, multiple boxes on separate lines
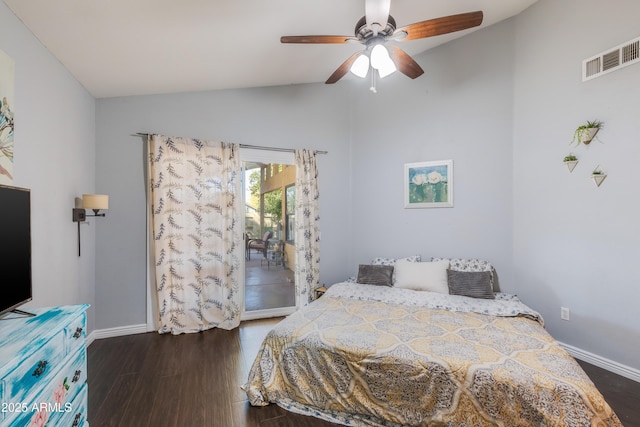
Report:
571,120,603,145
563,153,579,172
591,165,607,187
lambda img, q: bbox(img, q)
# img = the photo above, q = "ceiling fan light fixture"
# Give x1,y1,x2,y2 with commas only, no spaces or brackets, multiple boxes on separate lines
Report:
370,44,396,78
350,54,370,78
281,5,482,87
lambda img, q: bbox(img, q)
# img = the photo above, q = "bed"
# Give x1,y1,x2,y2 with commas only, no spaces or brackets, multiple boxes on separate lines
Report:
243,259,622,426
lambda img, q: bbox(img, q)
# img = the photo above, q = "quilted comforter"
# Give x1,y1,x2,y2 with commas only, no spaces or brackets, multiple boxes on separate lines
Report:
243,282,622,426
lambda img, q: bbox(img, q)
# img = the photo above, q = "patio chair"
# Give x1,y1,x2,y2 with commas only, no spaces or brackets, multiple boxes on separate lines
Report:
247,231,272,260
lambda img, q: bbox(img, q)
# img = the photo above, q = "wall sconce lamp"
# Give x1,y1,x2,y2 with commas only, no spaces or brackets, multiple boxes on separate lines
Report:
72,194,109,256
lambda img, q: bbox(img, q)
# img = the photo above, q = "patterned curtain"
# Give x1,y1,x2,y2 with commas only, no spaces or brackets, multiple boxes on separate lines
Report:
147,134,242,333
294,149,321,306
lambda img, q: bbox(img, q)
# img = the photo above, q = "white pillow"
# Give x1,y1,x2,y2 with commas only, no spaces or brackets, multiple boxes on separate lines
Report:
394,260,450,294
371,255,421,284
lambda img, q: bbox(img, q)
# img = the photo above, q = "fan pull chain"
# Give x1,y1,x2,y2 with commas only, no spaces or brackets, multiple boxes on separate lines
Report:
369,71,377,93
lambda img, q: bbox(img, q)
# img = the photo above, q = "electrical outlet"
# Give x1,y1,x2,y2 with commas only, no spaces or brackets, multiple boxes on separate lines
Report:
561,307,570,321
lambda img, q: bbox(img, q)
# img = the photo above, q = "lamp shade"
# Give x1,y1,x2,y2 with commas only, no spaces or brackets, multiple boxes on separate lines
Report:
82,194,109,210
370,44,396,78
350,54,370,78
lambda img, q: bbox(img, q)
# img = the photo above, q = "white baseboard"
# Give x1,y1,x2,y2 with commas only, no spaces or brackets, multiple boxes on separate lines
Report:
88,323,149,346
559,341,640,383
241,306,296,321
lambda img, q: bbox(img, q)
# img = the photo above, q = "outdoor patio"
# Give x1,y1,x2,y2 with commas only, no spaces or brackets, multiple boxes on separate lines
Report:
244,255,295,311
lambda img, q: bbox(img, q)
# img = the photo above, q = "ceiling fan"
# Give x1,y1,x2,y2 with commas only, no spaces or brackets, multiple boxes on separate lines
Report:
280,0,483,91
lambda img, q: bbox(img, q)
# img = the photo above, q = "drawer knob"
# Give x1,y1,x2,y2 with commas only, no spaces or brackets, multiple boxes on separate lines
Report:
73,327,84,339
72,412,82,427
72,369,82,383
32,360,48,377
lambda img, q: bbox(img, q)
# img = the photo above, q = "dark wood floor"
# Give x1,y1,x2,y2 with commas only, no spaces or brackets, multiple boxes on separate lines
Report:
88,318,640,427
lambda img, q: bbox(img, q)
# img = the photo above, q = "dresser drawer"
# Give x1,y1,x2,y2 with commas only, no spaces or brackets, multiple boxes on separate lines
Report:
45,383,88,427
0,305,89,426
1,330,66,405
8,347,87,427
64,311,87,354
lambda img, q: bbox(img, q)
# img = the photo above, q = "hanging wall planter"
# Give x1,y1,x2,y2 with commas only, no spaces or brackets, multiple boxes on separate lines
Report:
563,154,579,172
591,165,607,187
572,120,603,146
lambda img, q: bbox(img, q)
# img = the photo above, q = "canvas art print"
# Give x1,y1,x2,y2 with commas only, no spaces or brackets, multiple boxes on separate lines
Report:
404,160,453,208
0,49,15,185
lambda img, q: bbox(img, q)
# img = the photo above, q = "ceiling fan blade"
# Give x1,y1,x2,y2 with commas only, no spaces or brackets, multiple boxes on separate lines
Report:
387,46,424,79
326,51,363,84
365,0,391,32
280,35,356,44
397,11,483,41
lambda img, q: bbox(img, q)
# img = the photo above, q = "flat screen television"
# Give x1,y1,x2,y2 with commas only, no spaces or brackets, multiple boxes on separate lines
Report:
0,184,32,317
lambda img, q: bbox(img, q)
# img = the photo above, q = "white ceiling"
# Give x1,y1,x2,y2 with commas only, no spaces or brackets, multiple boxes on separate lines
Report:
4,0,538,98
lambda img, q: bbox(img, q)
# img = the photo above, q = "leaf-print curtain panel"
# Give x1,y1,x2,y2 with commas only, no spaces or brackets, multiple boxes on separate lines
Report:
148,134,242,334
294,149,320,306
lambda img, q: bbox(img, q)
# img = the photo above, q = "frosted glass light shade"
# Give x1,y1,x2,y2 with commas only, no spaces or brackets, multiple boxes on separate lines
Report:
370,44,396,78
377,60,396,78
370,44,387,69
82,194,109,210
350,54,370,78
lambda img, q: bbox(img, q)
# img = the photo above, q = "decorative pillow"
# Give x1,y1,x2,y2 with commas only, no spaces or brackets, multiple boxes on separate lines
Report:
356,265,394,286
371,255,421,284
371,255,422,266
446,269,495,299
431,257,497,290
394,260,450,294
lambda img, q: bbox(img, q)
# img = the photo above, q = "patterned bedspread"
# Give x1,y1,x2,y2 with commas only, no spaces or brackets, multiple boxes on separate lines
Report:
243,283,622,426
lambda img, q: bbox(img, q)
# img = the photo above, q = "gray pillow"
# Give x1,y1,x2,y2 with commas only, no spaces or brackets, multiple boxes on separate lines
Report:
447,269,494,299
356,264,394,286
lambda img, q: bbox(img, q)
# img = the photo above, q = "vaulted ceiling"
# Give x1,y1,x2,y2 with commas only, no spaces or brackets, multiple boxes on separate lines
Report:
4,0,538,98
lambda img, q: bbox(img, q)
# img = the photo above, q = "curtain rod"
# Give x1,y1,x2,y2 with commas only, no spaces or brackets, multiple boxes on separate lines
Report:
134,133,327,155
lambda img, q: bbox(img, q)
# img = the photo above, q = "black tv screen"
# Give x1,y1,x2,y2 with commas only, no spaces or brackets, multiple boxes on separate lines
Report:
0,185,32,316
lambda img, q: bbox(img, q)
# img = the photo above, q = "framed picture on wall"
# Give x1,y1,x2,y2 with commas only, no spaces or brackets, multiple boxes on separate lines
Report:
0,48,15,186
404,160,453,208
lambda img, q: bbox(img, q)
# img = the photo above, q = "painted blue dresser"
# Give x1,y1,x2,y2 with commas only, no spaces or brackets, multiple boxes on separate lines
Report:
0,305,89,427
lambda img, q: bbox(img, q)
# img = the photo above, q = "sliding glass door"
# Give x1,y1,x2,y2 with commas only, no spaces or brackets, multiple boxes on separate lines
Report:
240,149,297,320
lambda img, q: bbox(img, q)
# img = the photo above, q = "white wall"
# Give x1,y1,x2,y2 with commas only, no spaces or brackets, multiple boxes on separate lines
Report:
95,85,354,329
0,4,97,329
512,0,640,370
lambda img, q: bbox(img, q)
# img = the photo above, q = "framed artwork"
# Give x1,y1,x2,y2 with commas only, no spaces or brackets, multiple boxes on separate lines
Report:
0,49,15,185
404,160,453,208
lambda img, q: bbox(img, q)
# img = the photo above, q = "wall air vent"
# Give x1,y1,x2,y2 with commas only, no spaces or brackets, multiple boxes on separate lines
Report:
582,36,640,81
